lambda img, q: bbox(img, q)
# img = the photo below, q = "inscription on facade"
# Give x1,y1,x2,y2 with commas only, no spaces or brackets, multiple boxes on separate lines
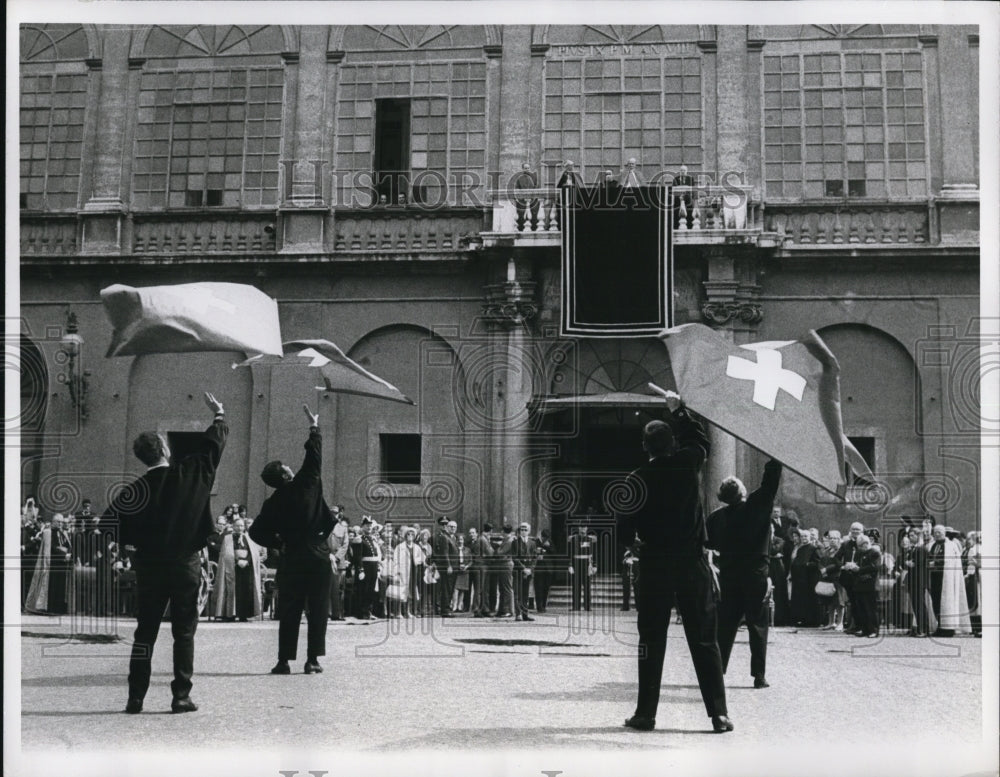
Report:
551,43,697,58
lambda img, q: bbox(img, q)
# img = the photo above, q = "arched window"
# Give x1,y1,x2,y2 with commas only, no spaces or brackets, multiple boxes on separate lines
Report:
133,26,287,209
19,25,90,210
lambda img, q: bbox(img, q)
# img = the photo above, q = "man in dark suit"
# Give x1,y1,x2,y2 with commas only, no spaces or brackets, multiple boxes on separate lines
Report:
105,391,227,714
617,391,733,734
249,405,335,675
511,523,537,621
468,526,494,617
433,516,458,617
706,458,783,690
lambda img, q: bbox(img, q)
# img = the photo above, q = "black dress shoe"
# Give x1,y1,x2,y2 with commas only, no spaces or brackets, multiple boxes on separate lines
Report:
270,660,291,675
304,659,323,674
753,676,769,689
521,615,534,621
712,715,734,733
498,612,513,618
124,698,143,714
171,697,198,714
624,714,656,731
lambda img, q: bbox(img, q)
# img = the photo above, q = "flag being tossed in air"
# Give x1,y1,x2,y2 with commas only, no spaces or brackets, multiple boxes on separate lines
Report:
101,282,283,357
233,339,414,405
658,323,872,497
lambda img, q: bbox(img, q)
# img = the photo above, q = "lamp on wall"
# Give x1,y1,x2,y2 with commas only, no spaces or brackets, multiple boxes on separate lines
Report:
61,310,89,420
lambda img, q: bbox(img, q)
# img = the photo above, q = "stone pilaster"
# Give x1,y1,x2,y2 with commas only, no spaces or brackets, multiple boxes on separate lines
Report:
80,29,130,254
715,26,749,180
279,34,329,253
498,27,533,179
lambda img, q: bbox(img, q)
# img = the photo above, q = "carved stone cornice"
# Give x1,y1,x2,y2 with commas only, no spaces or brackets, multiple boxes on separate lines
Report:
702,301,763,326
483,281,538,326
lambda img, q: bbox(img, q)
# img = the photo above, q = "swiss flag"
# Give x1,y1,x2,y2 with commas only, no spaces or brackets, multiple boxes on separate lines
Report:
660,324,872,497
101,282,283,357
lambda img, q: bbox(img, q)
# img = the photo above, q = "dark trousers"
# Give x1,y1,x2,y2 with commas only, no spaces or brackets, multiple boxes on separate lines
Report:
514,569,531,616
854,589,879,635
495,567,514,614
635,556,727,719
438,569,455,614
470,566,490,614
622,568,633,610
571,560,591,610
534,570,552,612
329,570,344,619
128,552,202,702
278,555,331,661
717,570,769,680
359,562,379,617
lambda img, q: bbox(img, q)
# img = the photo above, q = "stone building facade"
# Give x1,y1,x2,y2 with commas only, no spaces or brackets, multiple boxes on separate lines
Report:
19,24,981,545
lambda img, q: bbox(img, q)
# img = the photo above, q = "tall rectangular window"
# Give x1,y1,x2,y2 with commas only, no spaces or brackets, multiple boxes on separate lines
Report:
764,51,927,199
543,55,702,180
380,433,421,485
847,435,877,485
20,72,87,210
374,98,411,202
335,61,488,206
132,67,284,209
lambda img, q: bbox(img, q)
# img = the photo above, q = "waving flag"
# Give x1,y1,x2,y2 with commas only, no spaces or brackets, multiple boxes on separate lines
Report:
101,282,282,357
234,339,414,405
660,323,872,497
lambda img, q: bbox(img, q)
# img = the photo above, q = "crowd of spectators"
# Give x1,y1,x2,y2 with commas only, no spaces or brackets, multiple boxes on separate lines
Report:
767,508,981,638
21,494,981,640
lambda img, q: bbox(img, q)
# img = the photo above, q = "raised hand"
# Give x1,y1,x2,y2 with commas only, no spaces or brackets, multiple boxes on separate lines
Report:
303,404,319,427
204,392,224,415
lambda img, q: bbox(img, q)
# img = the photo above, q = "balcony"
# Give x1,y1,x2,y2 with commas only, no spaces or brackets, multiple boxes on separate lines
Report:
480,186,765,248
764,202,931,246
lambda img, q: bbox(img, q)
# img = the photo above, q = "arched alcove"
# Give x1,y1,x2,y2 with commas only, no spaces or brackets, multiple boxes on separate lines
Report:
19,336,49,504
126,352,253,511
335,325,471,525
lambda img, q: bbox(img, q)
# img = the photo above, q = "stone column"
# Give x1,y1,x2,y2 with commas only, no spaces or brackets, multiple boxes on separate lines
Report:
279,32,329,253
498,26,533,177
929,28,979,244
80,29,130,253
715,26,749,180
483,256,539,527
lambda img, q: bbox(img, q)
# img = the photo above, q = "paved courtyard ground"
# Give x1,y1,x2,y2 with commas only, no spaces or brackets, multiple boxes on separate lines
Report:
10,611,997,777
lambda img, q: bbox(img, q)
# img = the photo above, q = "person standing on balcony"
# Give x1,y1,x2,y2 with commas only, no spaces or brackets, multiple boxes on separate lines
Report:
512,162,540,232
620,157,646,188
557,160,584,189
674,164,695,228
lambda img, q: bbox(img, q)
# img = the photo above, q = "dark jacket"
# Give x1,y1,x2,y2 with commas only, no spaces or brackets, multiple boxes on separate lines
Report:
249,426,334,560
433,529,458,571
109,418,228,559
511,536,537,571
706,459,782,575
855,546,883,593
617,407,710,559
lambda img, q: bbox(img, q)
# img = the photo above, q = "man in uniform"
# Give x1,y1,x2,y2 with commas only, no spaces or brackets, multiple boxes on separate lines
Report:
105,391,227,714
249,405,336,674
566,521,595,611
356,517,382,620
617,391,732,733
706,458,783,690
433,516,458,617
494,524,516,618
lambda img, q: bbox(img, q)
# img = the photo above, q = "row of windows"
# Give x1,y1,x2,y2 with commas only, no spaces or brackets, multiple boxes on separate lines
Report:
764,51,927,198
21,52,936,210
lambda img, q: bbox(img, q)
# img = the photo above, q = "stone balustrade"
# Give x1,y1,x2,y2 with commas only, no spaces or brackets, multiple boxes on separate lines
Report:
765,203,931,245
132,212,277,254
21,216,79,255
484,185,762,245
331,208,484,253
